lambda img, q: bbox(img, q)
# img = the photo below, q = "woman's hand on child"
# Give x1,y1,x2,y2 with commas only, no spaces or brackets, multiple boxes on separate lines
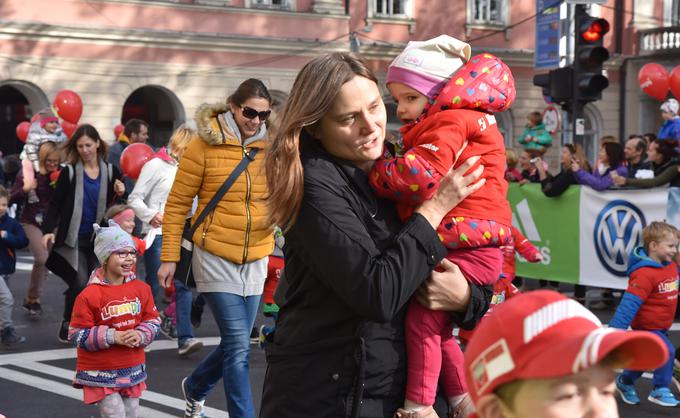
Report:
610,172,626,186
158,262,176,289
42,233,55,248
415,156,485,230
113,179,125,196
416,259,472,312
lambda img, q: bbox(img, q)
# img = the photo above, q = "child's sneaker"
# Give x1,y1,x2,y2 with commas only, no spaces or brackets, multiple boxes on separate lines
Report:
615,375,640,405
27,189,39,204
648,387,680,407
159,312,178,340
258,324,274,350
23,299,42,317
673,359,680,393
0,326,26,348
181,377,205,418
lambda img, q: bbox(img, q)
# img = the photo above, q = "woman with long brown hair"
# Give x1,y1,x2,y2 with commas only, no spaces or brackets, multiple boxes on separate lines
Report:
261,52,492,418
41,124,125,343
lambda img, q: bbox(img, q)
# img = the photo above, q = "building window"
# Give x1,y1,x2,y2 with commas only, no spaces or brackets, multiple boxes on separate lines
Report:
372,0,411,17
246,0,293,10
468,0,507,26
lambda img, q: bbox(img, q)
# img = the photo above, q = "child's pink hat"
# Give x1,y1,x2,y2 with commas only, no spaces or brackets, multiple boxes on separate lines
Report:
387,35,471,98
464,290,668,404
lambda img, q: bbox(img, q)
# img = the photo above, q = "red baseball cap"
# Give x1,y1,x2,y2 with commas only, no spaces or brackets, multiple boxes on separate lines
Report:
464,290,668,404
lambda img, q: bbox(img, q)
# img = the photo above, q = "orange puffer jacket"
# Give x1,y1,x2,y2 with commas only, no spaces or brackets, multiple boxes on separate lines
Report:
161,103,273,265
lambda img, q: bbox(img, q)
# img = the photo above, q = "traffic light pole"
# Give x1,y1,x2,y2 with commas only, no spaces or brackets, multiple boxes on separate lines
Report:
571,4,587,150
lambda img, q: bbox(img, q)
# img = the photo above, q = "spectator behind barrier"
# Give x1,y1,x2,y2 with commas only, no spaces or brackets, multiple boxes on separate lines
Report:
658,98,680,141
505,149,522,183
571,141,626,191
624,135,651,179
536,143,590,197
612,139,680,189
517,111,553,151
518,149,545,184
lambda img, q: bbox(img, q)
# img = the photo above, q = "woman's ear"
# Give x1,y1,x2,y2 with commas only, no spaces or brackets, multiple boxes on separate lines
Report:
229,102,239,115
475,394,512,418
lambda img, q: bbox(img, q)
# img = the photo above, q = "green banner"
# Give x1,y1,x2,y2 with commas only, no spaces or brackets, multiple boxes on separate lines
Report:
507,184,580,283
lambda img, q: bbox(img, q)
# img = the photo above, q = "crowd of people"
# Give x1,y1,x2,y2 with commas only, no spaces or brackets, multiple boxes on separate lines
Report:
0,33,679,418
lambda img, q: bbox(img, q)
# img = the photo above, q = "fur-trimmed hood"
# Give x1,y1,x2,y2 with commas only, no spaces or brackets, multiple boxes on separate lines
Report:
195,102,267,147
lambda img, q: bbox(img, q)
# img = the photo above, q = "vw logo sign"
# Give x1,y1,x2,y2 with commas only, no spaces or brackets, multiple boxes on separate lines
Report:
593,200,646,276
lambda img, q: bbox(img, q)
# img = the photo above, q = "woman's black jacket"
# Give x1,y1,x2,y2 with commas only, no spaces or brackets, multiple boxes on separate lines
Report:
260,137,492,418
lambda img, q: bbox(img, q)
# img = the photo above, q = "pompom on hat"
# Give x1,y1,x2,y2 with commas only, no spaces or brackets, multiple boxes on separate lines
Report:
464,290,668,405
93,220,137,264
387,35,471,99
661,98,680,115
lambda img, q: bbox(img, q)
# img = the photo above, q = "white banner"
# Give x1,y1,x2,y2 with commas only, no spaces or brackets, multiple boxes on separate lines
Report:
579,187,669,289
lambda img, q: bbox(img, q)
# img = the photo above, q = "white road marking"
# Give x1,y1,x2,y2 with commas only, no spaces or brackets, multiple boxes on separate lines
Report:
13,361,227,417
0,366,176,418
0,337,228,417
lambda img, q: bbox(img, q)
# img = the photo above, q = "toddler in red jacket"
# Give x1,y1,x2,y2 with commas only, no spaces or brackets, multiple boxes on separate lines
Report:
69,220,160,417
369,35,516,418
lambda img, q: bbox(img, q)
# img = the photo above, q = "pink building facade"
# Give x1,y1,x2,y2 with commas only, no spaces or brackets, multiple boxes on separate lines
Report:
0,0,669,160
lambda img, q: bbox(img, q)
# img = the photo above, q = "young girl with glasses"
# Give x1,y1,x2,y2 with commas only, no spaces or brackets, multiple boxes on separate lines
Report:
69,220,160,418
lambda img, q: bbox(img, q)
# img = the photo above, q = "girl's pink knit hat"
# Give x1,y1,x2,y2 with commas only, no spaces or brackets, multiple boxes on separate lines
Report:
387,35,471,99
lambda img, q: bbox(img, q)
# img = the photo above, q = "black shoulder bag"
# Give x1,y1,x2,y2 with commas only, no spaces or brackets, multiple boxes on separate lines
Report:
175,148,259,287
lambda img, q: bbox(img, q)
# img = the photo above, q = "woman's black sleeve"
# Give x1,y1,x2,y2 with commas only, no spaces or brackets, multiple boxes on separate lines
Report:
542,170,574,197
292,181,448,323
451,284,493,330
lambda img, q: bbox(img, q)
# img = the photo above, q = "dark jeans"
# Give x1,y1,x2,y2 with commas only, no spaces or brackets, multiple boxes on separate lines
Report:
63,236,98,321
143,235,161,304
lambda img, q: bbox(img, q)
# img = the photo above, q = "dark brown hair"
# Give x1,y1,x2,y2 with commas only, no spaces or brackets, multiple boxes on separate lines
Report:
62,124,108,165
601,141,624,168
123,118,149,138
228,78,272,107
651,139,679,165
527,111,542,126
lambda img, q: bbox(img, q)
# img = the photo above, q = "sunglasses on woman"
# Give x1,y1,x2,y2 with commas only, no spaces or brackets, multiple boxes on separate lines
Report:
241,106,271,121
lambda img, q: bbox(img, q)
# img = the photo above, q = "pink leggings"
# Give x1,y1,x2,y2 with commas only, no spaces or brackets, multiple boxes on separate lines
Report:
405,247,502,404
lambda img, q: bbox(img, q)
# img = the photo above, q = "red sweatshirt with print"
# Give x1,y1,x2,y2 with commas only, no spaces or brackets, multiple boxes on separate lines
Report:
370,53,515,242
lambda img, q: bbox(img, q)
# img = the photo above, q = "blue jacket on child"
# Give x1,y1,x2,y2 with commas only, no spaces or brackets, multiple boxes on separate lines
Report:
0,213,28,275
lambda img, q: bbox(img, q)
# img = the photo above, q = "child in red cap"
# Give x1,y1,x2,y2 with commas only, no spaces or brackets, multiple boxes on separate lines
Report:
609,221,680,407
369,35,515,418
464,290,669,418
23,109,68,204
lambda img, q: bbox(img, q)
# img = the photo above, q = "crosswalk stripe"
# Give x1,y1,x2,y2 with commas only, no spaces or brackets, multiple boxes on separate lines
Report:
0,366,177,418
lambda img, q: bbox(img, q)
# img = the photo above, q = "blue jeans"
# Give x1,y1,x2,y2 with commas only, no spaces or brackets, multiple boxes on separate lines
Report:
184,292,260,418
175,278,194,346
143,235,161,303
621,329,675,388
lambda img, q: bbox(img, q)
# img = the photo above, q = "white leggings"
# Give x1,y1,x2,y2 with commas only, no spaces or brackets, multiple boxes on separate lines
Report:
97,393,139,418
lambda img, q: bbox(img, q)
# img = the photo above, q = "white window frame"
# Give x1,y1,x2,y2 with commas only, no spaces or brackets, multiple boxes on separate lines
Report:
369,0,413,18
583,103,604,164
494,109,514,148
245,0,295,11
466,0,509,28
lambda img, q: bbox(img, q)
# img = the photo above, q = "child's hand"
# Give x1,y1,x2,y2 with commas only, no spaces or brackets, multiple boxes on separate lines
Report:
0,231,7,239
533,253,544,263
125,331,143,347
42,233,55,248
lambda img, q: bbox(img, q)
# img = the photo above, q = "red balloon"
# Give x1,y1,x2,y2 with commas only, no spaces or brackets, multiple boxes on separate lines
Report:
638,63,670,100
113,124,124,139
120,143,154,180
670,66,680,100
16,121,30,143
53,90,83,124
61,121,78,139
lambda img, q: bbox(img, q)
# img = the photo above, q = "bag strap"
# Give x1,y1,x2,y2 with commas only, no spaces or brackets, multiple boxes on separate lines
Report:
186,148,259,238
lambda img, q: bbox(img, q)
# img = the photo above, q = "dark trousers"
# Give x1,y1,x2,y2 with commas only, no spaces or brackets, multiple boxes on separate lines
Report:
62,236,98,322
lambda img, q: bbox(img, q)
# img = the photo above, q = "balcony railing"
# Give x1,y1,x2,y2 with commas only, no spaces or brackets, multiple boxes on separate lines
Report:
639,26,680,55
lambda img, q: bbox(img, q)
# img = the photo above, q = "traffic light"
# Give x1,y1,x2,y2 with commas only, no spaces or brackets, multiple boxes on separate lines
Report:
533,67,573,106
574,10,610,102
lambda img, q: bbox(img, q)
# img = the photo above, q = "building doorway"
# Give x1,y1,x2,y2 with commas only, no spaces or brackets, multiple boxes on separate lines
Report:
122,86,185,148
0,81,50,157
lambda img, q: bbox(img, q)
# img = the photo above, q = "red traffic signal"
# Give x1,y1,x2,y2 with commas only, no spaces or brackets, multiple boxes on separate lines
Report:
581,18,610,43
